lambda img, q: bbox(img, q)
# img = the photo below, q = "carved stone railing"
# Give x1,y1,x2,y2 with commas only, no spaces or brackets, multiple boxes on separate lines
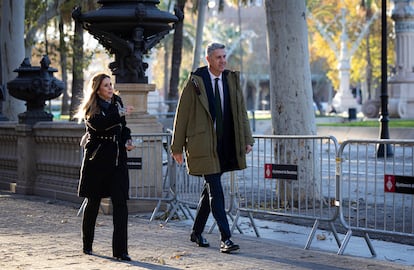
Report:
0,123,18,191
0,121,84,203
0,121,168,213
32,122,84,202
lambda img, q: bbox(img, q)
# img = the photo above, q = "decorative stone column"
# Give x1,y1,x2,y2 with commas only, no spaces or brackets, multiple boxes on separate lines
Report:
331,9,359,114
389,0,414,119
14,124,36,194
116,83,162,132
116,83,164,213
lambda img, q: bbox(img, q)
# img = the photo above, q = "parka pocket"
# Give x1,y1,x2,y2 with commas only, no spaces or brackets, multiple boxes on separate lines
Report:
186,130,210,158
186,123,206,137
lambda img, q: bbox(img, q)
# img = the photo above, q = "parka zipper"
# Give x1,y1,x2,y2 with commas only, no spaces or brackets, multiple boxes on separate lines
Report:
89,144,101,160
115,135,119,167
106,124,121,166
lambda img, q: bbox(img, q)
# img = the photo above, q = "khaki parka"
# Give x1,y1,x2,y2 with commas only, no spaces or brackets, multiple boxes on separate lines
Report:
171,68,254,176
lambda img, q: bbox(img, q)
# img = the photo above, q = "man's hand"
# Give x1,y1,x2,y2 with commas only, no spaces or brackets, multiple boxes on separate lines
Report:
172,152,183,165
246,144,253,154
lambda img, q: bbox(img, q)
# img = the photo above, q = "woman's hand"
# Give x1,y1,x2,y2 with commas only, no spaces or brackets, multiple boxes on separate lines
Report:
116,102,134,117
125,105,134,115
125,139,136,151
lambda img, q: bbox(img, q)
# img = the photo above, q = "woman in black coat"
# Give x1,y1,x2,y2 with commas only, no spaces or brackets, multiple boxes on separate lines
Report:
76,73,135,261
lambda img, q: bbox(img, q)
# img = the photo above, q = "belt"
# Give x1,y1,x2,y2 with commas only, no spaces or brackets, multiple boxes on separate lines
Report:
94,135,116,141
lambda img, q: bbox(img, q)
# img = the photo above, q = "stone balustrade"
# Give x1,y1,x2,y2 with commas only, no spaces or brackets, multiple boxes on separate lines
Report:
0,121,84,203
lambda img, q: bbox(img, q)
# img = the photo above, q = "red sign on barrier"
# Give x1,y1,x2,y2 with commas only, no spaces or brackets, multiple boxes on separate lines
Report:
264,164,273,179
264,163,298,180
384,174,414,194
384,175,396,192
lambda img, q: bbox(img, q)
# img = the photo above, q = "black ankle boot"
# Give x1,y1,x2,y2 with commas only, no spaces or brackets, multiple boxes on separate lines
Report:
83,248,93,255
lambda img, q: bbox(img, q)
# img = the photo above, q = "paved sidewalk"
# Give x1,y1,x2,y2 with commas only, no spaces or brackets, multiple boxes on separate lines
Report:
0,191,411,270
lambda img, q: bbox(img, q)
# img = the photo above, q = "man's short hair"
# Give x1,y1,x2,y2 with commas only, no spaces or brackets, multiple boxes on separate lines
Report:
206,42,225,57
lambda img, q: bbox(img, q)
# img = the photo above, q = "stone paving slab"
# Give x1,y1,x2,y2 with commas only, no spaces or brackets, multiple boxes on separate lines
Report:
0,191,411,270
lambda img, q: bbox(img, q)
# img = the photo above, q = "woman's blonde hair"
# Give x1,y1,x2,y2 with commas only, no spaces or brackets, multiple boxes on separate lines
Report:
74,73,111,123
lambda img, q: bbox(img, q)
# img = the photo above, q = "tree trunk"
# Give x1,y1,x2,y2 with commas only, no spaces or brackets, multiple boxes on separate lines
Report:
0,0,3,120
69,19,84,120
163,39,170,101
0,0,25,121
265,0,317,206
167,1,185,114
191,0,207,71
25,0,65,58
59,15,69,117
365,32,372,101
266,0,315,135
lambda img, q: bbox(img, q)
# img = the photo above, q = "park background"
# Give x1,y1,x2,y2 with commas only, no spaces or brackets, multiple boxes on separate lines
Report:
0,2,414,267
2,0,414,129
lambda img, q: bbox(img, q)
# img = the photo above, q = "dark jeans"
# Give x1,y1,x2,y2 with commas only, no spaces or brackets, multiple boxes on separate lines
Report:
192,173,231,241
82,196,128,256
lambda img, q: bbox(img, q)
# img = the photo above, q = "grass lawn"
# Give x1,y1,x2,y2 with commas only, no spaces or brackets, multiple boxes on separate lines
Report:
316,119,414,128
250,111,414,128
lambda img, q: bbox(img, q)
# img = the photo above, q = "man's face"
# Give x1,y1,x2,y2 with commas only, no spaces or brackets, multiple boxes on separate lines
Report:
207,48,227,76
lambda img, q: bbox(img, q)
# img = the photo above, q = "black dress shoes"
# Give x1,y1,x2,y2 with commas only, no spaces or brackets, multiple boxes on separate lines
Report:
114,253,132,261
83,248,92,255
190,232,210,247
220,239,239,253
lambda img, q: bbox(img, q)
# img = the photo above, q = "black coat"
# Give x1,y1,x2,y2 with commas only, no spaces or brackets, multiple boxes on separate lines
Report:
78,95,131,200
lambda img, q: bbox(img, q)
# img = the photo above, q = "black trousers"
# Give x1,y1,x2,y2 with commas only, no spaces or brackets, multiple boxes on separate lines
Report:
192,173,231,241
82,195,128,256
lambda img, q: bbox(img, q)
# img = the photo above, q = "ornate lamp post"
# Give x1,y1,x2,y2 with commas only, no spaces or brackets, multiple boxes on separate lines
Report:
72,0,180,213
72,0,180,84
7,56,64,125
377,0,393,157
71,1,181,126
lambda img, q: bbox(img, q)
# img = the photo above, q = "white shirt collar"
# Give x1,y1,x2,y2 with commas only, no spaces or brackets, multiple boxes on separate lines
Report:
208,69,222,81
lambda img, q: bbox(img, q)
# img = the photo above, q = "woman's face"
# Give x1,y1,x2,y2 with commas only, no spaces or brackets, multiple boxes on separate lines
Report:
97,77,113,101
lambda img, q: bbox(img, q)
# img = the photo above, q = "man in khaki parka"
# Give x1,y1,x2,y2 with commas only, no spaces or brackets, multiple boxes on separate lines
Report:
171,42,254,253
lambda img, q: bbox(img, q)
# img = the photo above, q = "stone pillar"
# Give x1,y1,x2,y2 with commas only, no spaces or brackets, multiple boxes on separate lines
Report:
332,49,359,113
116,83,163,132
389,0,414,119
15,124,36,194
332,9,359,114
100,83,164,214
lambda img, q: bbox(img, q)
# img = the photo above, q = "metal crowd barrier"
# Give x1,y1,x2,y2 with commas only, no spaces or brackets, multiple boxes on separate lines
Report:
163,163,241,232
337,139,414,256
128,132,237,225
162,165,203,223
234,135,341,250
130,133,341,251
128,133,174,220
125,133,414,256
